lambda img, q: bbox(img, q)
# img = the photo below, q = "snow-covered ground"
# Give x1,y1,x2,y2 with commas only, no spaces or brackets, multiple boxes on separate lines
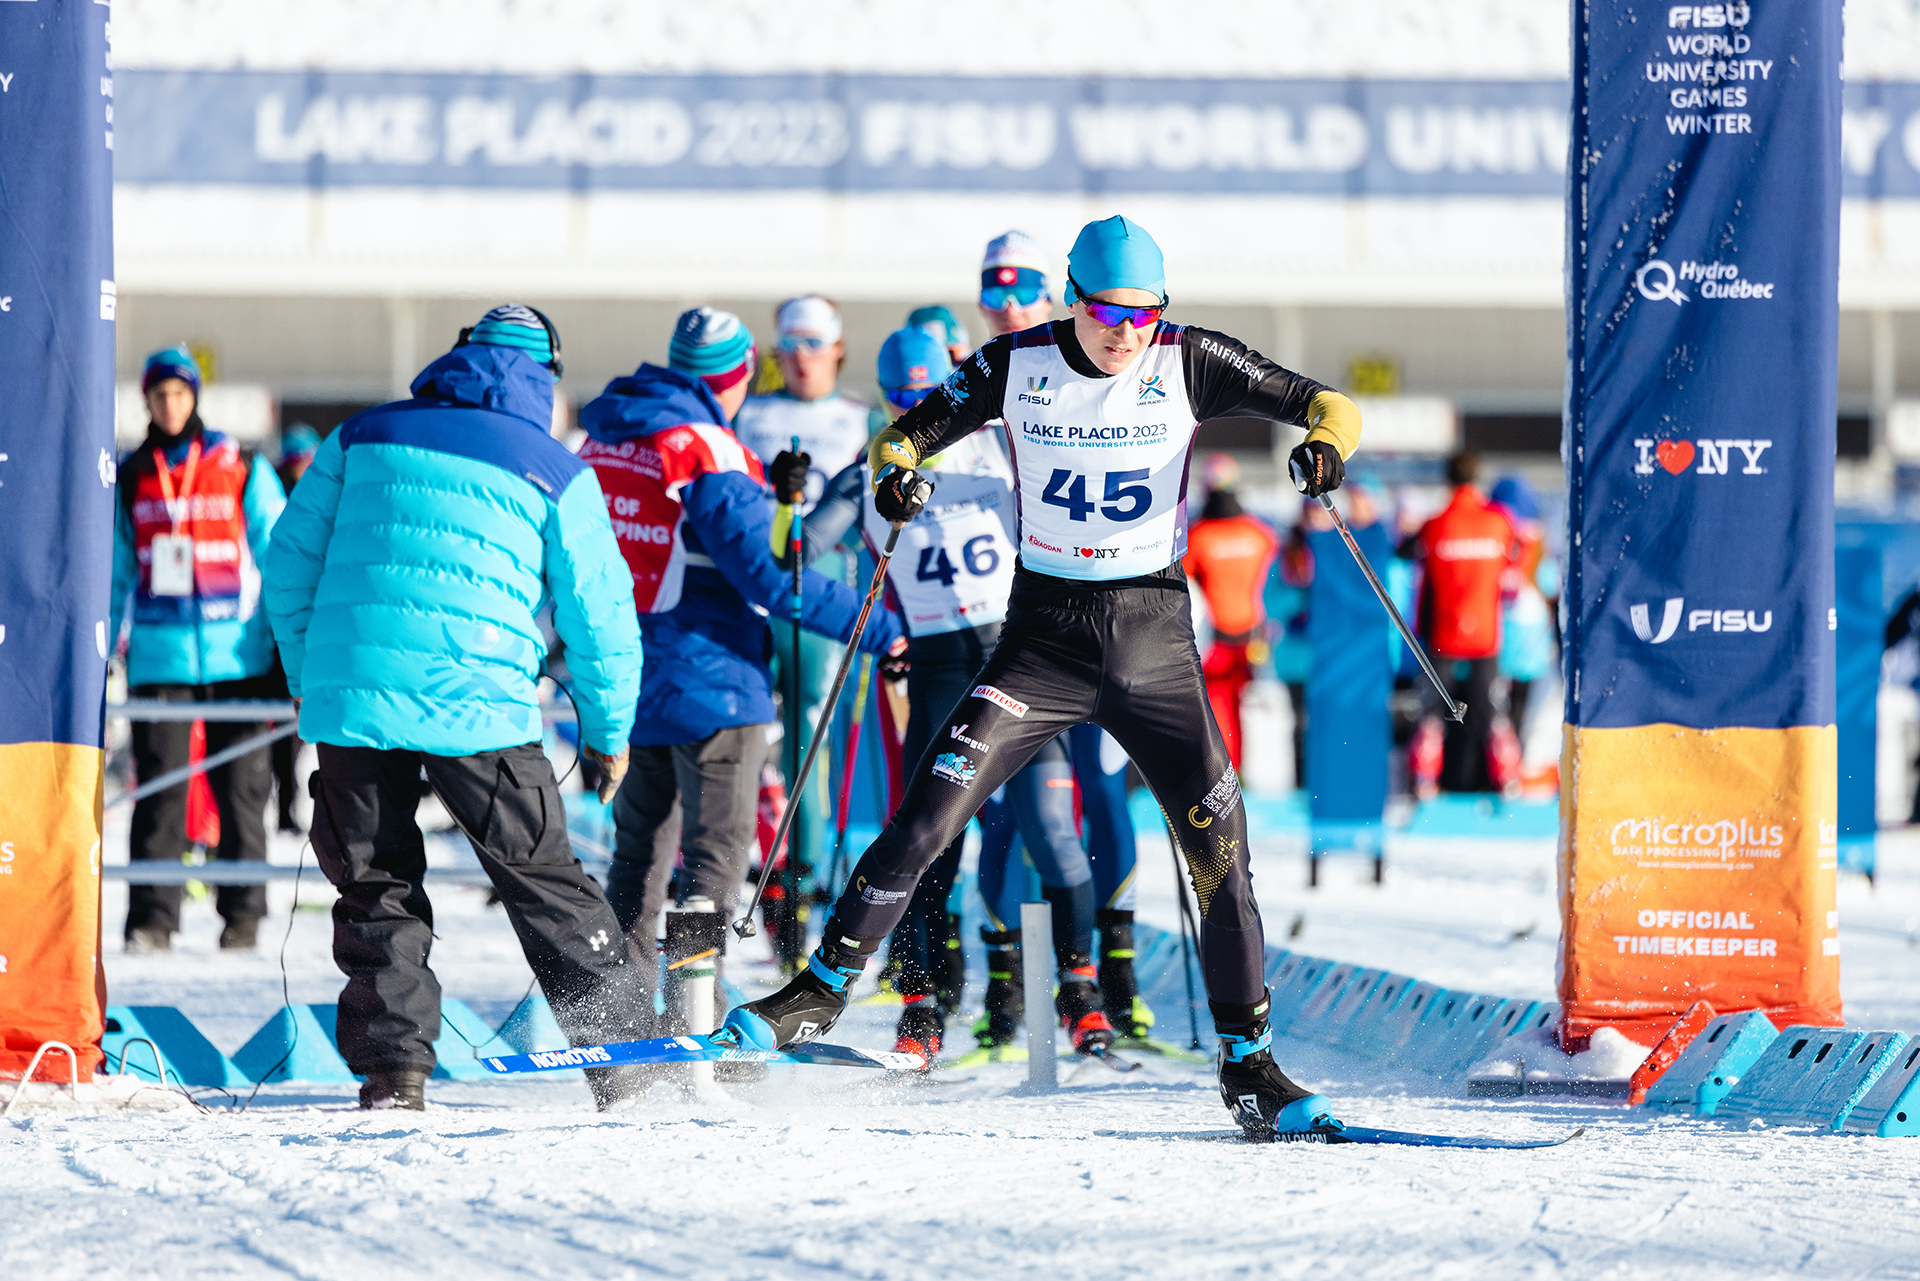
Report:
7,822,1920,1278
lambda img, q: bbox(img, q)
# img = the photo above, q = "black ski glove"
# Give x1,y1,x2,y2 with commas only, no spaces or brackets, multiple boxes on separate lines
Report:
878,643,911,682
1288,441,1345,498
768,449,810,505
874,467,934,523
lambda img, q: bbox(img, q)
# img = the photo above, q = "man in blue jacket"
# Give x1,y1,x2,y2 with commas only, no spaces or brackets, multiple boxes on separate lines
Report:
111,346,286,953
264,305,650,1112
578,307,905,993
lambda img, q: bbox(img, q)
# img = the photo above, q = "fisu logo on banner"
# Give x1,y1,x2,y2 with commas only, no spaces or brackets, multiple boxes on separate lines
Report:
1629,597,1773,643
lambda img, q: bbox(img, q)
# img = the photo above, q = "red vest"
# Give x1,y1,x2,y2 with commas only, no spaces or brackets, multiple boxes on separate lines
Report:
580,424,765,613
1414,487,1518,660
121,431,258,625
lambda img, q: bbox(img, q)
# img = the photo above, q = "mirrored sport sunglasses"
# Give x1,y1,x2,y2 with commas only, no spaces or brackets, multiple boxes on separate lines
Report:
778,332,833,353
884,385,937,412
980,281,1048,310
1069,275,1168,330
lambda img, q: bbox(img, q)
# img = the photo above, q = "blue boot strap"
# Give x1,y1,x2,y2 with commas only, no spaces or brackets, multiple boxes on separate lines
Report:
808,952,858,992
1220,1028,1272,1061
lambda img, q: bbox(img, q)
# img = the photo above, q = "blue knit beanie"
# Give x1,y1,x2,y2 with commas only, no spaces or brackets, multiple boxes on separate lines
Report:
466,304,556,368
142,345,202,397
1063,216,1165,304
907,305,966,351
876,327,953,392
669,307,756,390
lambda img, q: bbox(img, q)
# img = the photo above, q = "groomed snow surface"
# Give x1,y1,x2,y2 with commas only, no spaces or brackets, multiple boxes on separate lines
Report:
8,826,1920,1279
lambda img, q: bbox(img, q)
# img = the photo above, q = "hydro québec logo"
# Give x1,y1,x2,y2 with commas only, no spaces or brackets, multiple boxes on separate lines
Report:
1632,438,1771,476
1629,597,1773,643
1635,258,1774,305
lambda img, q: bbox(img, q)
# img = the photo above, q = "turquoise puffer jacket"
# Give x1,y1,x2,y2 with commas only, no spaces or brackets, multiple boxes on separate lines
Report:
263,345,642,756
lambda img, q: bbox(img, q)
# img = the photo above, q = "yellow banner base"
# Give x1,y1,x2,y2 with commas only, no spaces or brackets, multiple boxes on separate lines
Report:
0,743,105,1080
1558,723,1841,1051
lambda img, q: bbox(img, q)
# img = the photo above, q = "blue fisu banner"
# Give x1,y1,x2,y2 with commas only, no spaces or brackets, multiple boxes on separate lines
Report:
0,0,115,1079
1565,1,1839,732
0,0,115,750
108,68,1920,197
1558,1,1843,1038
114,70,1580,196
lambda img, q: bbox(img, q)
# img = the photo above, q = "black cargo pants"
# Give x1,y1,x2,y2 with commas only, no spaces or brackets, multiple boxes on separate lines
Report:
309,742,652,1074
831,563,1268,1009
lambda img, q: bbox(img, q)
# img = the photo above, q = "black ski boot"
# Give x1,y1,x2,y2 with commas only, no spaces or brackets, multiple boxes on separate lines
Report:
719,928,875,1050
935,911,966,1019
1098,910,1155,1039
1055,961,1116,1054
893,996,945,1066
359,1068,428,1111
972,928,1023,1048
1214,994,1338,1139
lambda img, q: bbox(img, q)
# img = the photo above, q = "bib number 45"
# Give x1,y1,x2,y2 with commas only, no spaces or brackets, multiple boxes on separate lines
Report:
1041,468,1151,523
916,534,1001,587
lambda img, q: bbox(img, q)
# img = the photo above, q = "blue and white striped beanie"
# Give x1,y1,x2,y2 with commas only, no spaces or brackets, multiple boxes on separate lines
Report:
466,304,556,367
669,307,756,392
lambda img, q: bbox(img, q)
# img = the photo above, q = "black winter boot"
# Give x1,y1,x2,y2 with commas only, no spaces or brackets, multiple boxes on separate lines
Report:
585,1064,654,1111
359,1068,428,1111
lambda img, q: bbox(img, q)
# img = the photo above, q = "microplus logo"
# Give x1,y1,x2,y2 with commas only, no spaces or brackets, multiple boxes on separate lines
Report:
1632,438,1770,476
1630,597,1773,643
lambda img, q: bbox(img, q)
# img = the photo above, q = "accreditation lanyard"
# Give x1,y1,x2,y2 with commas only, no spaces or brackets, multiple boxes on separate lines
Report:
147,439,202,597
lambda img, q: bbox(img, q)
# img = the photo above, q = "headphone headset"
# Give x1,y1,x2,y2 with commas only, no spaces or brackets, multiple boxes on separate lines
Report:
458,305,564,379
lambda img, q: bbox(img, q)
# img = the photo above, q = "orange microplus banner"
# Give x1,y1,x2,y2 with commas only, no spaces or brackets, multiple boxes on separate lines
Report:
1558,724,1840,1046
0,743,106,1081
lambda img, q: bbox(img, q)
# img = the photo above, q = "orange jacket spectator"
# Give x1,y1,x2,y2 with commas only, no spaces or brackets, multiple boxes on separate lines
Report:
1408,484,1520,660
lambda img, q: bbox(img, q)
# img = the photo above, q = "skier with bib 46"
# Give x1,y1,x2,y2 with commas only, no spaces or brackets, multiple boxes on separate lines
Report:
723,216,1365,1138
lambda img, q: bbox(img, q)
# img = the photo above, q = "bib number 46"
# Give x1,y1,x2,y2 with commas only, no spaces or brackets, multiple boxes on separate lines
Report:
916,534,1001,586
1041,468,1151,523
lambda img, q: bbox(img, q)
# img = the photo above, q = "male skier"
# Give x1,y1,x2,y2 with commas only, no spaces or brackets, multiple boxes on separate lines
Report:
724,216,1362,1136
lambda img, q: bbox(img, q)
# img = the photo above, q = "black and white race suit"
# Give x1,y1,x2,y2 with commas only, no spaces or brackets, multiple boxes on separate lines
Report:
830,318,1336,1011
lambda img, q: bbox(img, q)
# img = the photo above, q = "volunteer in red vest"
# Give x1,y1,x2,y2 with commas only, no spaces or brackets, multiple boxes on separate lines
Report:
1403,451,1522,795
1183,453,1281,769
109,345,287,953
578,307,906,1005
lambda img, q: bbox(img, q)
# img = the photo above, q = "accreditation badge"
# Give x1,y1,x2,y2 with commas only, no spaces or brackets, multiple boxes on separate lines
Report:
150,533,195,596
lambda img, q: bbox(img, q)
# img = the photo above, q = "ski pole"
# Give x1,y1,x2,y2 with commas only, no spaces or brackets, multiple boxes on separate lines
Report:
784,435,805,962
1314,493,1465,723
827,652,874,899
1162,813,1205,1052
735,520,910,940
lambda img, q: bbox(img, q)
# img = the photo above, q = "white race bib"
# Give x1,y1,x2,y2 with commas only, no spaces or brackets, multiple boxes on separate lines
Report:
150,534,195,597
733,393,875,512
999,334,1197,580
863,434,1018,637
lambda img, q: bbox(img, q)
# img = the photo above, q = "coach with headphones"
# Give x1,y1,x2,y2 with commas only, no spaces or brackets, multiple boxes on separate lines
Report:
264,304,652,1112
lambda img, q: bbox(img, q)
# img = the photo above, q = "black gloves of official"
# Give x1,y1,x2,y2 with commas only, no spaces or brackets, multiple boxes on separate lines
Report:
1288,441,1345,498
768,449,810,505
874,466,934,523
